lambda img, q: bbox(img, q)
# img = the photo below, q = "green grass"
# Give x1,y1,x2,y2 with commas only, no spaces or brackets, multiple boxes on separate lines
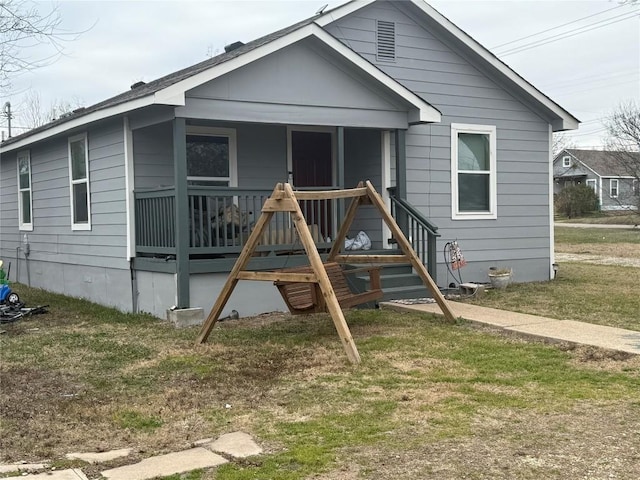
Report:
555,212,640,225
555,226,640,244
2,291,639,478
466,262,640,330
2,248,640,479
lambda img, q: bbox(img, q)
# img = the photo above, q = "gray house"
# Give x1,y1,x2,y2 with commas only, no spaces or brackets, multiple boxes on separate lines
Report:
554,149,639,211
0,0,578,318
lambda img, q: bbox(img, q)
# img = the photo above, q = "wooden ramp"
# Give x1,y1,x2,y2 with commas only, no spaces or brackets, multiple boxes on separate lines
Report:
196,181,457,364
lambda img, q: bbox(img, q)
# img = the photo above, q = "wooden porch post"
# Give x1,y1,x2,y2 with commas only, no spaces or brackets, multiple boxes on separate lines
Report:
173,118,190,308
395,129,408,237
337,126,345,229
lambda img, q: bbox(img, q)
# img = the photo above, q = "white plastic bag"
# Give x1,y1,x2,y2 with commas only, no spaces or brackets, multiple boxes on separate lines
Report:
345,231,371,251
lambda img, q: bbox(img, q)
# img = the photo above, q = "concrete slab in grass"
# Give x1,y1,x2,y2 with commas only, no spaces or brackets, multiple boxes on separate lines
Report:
2,469,88,480
167,307,204,328
204,431,263,458
0,464,48,474
101,448,227,480
66,448,132,464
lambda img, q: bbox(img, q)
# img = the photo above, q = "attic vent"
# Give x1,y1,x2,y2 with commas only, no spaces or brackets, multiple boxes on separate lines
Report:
224,41,245,53
130,81,146,90
376,20,396,62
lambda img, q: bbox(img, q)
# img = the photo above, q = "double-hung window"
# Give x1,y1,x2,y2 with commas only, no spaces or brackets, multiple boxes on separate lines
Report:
68,133,91,230
586,179,597,193
451,124,497,220
610,179,619,198
562,156,571,167
17,150,33,231
186,127,237,186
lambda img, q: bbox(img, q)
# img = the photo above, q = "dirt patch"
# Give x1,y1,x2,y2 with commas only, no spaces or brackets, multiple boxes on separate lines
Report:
334,402,640,480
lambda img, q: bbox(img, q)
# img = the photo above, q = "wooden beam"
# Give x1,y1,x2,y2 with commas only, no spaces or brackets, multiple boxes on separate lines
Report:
365,180,457,323
293,188,368,200
236,271,318,283
327,181,364,261
262,198,297,212
333,254,410,264
284,183,361,364
196,184,282,344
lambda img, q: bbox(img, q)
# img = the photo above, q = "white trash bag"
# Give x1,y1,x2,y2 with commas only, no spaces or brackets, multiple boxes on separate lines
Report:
345,231,371,251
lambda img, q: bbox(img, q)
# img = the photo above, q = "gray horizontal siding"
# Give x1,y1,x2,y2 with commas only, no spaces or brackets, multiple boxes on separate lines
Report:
327,2,554,281
1,119,129,270
133,121,174,189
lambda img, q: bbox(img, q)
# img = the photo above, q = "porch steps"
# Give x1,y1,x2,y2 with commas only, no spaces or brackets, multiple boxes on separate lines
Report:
343,250,432,304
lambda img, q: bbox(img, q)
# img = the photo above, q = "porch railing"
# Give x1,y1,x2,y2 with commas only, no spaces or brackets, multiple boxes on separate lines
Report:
388,187,440,278
134,186,336,257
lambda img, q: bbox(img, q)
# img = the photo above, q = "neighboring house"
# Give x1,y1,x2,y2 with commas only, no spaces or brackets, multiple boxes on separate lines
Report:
0,0,578,318
554,149,639,211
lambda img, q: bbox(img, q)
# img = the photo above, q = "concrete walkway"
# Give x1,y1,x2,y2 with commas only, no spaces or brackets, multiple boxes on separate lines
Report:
2,431,263,480
382,301,640,355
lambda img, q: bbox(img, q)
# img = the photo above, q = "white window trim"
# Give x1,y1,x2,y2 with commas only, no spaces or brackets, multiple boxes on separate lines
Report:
451,123,497,220
586,179,597,192
562,156,571,167
17,150,34,231
68,133,91,231
610,178,619,198
185,126,237,187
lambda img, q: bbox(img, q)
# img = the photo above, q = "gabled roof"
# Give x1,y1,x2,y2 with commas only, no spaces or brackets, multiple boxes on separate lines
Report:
2,0,579,153
557,149,639,177
1,5,440,153
318,0,579,132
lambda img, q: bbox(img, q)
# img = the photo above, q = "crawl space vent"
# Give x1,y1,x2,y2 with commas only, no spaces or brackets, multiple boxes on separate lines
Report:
376,20,396,61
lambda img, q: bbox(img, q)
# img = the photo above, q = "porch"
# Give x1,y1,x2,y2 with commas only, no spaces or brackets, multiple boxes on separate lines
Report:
132,182,440,309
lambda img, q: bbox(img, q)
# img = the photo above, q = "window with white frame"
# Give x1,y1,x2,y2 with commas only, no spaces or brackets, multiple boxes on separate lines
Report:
186,127,237,186
610,179,619,198
562,156,571,167
68,133,91,230
17,150,33,231
633,179,639,196
451,124,497,219
586,179,597,193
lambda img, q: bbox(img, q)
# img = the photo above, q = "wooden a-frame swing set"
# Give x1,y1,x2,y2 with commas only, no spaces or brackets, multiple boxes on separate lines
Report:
196,180,456,364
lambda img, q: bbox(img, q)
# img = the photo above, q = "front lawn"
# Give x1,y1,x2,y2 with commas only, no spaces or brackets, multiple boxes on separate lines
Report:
1,286,639,479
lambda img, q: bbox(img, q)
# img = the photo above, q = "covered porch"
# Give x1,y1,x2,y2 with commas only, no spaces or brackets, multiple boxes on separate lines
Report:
131,120,440,311
124,26,442,312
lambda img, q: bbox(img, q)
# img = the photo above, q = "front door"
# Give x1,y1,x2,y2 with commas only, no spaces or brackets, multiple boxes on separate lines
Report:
289,129,334,240
290,130,333,188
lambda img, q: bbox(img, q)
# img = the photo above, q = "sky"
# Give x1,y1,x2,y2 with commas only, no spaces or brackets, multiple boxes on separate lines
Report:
2,0,639,149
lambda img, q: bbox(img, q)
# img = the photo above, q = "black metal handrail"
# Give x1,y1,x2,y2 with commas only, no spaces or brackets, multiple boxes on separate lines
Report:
388,187,440,279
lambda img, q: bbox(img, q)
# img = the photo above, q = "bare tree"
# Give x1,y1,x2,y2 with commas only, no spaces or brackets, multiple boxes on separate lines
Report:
0,0,81,89
552,132,575,157
18,89,82,130
604,101,640,209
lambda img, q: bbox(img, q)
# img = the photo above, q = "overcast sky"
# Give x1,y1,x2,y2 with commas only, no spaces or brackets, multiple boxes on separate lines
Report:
2,0,639,149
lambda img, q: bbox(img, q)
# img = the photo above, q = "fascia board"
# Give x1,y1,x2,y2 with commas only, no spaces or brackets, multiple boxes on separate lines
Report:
156,23,440,124
153,25,320,106
408,0,579,130
317,0,578,130
1,96,156,153
315,0,377,27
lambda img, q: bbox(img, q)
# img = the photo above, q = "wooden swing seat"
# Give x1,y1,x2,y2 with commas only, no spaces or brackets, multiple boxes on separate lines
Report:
274,262,382,315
